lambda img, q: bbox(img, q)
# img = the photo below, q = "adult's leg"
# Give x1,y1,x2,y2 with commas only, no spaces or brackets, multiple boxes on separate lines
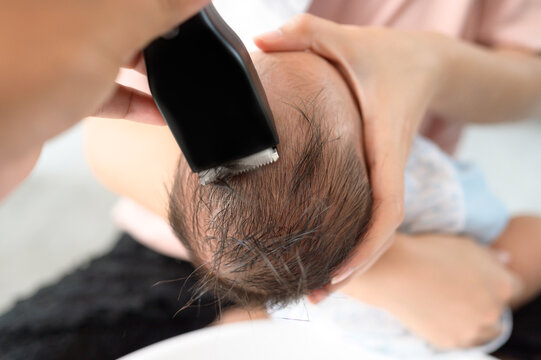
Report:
0,234,231,360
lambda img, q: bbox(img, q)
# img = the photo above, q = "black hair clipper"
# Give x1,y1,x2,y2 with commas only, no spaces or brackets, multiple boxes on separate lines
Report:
144,3,279,185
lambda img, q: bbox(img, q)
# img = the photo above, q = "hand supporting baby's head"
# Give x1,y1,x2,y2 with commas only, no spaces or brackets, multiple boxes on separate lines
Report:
169,52,372,309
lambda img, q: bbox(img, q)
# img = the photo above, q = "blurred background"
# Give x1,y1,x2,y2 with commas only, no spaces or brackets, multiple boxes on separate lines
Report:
1,118,540,313
0,124,117,313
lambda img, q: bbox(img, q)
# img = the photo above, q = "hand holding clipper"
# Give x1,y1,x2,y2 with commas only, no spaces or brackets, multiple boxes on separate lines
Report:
144,3,279,185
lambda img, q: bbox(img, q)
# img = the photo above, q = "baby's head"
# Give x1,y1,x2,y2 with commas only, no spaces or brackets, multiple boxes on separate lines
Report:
169,51,372,309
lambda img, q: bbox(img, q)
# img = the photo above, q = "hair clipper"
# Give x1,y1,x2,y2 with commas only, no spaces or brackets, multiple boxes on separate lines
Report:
143,3,279,185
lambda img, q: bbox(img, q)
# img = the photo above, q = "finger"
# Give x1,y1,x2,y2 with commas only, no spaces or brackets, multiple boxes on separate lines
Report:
328,113,411,283
331,132,405,283
469,322,503,348
94,85,165,125
331,222,398,284
254,14,340,57
309,259,368,303
124,52,146,74
256,14,365,123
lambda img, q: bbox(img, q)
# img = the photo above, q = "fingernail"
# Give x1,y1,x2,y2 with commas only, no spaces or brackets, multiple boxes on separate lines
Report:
331,268,354,285
255,29,283,42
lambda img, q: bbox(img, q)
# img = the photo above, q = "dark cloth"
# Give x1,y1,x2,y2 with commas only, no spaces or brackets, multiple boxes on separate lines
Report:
1,233,540,360
0,234,228,360
492,295,541,360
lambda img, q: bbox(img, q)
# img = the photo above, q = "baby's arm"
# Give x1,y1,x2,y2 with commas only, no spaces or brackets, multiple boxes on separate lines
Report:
83,117,191,259
83,117,180,219
491,216,541,307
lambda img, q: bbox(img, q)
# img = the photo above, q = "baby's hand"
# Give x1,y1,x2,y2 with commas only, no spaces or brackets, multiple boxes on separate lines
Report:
341,234,521,349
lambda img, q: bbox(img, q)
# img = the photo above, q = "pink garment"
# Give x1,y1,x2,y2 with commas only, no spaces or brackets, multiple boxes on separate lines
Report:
117,0,541,257
308,0,541,51
308,0,541,153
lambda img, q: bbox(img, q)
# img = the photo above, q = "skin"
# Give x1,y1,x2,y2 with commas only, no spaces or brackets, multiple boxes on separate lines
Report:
254,14,541,288
0,145,42,199
3,15,540,348
85,50,521,349
342,216,541,349
208,218,541,350
210,231,524,350
3,13,541,337
492,216,541,308
85,51,363,215
341,233,519,349
0,2,536,350
0,0,211,199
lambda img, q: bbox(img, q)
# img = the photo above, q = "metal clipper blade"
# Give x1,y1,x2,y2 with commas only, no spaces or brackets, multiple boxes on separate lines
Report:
198,148,279,185
144,4,280,186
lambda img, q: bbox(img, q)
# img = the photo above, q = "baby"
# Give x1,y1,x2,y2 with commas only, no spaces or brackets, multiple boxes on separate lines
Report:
167,51,373,307
86,49,541,355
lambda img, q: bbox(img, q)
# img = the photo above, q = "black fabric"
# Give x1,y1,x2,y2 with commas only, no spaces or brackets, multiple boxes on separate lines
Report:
0,234,229,360
492,294,541,360
2,233,540,360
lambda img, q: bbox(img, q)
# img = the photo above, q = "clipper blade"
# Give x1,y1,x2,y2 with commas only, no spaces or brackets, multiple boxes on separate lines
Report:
199,148,279,185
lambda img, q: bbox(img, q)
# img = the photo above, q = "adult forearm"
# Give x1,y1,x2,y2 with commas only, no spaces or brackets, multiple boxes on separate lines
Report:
432,35,541,124
0,89,95,165
0,0,210,166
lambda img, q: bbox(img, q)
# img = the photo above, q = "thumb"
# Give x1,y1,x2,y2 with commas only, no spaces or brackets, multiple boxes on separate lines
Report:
254,14,360,105
254,14,340,55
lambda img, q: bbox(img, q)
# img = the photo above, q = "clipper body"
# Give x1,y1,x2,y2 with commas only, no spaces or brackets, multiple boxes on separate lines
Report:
144,3,279,184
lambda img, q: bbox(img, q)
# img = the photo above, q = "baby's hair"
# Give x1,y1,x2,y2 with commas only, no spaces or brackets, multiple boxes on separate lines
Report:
169,98,373,309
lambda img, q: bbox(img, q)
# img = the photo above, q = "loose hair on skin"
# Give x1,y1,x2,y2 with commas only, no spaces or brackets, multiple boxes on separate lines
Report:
168,96,373,310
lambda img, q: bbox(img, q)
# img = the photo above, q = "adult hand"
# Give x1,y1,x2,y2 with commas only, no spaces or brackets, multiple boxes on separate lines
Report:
0,0,209,172
0,0,209,199
255,14,449,285
341,234,521,349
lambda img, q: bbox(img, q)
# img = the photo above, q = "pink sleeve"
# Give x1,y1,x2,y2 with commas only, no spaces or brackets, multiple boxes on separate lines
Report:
478,0,541,52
